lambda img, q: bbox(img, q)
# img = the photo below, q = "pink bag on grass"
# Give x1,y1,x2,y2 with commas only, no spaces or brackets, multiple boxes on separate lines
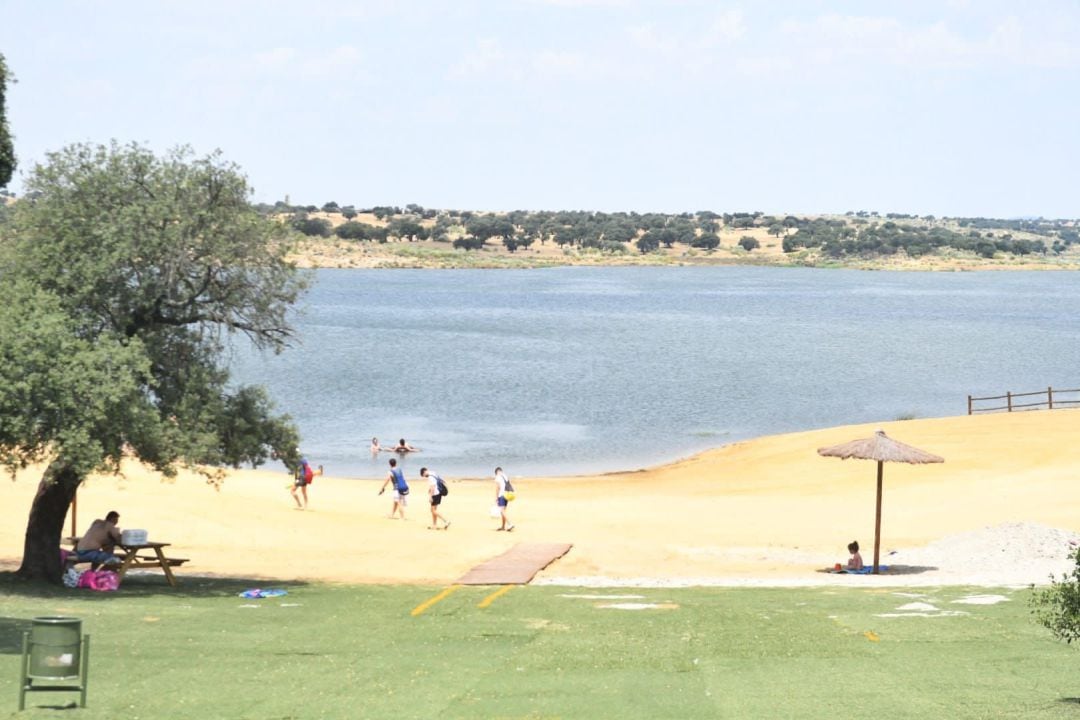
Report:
77,569,120,591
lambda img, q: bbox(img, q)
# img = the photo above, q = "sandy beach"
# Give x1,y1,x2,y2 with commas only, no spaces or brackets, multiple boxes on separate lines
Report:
3,410,1079,588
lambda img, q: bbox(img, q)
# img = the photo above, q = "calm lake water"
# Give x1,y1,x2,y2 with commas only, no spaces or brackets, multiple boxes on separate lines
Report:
229,266,1080,479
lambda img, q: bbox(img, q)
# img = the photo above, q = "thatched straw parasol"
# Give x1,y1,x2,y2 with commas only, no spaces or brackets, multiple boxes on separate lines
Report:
817,429,944,573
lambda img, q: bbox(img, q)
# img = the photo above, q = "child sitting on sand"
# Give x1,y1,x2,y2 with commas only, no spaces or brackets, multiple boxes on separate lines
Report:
846,541,864,571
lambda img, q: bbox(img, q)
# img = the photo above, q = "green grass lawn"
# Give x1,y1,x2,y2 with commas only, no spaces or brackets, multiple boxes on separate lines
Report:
1,574,1077,719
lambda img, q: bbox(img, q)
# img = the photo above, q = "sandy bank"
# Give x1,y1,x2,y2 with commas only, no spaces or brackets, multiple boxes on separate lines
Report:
3,410,1079,587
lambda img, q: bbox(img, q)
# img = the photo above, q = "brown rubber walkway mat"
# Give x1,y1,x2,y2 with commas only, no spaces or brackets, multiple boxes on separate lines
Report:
457,542,573,585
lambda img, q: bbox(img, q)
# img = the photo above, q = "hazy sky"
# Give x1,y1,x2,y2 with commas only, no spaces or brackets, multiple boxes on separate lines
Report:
2,1,1077,217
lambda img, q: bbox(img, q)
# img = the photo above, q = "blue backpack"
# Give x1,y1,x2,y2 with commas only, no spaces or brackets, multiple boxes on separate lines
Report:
435,475,448,497
392,468,409,495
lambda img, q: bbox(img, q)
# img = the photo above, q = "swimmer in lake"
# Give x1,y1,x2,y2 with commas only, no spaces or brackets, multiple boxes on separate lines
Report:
390,438,420,453
370,437,381,456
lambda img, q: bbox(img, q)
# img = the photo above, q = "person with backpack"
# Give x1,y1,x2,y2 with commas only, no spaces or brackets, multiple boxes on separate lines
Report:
494,466,515,532
378,457,409,519
421,467,451,530
290,456,322,509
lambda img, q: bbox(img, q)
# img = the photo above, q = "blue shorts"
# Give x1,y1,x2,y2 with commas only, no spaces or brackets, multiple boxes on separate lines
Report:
76,549,120,565
497,496,508,508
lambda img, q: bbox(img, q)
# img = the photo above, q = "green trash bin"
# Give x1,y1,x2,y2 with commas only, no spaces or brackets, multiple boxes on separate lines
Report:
19,616,90,710
27,617,82,680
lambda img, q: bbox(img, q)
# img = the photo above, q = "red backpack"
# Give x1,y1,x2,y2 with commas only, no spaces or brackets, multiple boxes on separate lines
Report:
303,463,314,484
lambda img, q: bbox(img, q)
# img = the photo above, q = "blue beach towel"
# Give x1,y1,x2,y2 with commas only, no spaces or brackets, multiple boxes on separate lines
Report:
846,566,888,574
239,588,288,599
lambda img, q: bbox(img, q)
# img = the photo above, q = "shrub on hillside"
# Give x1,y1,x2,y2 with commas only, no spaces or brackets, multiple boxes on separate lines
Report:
1032,547,1080,643
692,233,720,250
335,221,377,240
294,217,332,238
636,232,660,254
453,235,485,251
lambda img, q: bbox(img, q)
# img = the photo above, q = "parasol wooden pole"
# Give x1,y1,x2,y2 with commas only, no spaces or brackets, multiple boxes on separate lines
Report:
873,460,883,574
70,491,77,538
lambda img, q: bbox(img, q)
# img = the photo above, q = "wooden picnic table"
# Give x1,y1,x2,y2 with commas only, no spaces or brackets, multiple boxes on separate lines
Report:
112,542,186,587
64,537,188,587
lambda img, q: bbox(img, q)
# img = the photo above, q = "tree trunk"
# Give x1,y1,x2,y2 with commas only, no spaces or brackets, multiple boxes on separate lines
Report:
17,462,79,583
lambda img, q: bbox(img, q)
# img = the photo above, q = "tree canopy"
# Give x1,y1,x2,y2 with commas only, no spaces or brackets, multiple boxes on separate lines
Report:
0,280,149,479
0,141,307,581
0,53,15,189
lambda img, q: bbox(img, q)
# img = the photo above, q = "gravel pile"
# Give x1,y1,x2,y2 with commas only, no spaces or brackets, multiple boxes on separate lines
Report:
537,522,1080,589
883,521,1080,586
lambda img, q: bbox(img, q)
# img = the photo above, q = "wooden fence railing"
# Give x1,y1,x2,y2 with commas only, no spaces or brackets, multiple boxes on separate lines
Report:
967,386,1080,415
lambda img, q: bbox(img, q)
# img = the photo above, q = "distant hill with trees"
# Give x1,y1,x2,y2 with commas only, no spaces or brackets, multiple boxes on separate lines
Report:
255,200,1080,270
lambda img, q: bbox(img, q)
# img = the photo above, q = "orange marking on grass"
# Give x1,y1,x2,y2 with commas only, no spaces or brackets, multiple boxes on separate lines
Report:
478,585,514,608
411,585,461,617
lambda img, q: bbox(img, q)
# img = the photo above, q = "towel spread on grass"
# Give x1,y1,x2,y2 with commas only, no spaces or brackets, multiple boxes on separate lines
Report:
239,588,288,599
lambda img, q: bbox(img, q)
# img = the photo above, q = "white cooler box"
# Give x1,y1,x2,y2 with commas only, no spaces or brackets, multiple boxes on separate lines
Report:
121,529,148,545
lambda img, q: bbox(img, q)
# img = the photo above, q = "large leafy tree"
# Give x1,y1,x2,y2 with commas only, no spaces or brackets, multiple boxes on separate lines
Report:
0,281,155,580
0,142,307,582
0,53,14,189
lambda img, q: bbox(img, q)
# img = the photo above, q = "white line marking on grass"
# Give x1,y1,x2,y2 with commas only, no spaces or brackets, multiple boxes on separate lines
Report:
875,601,970,618
238,604,260,608
524,618,570,631
876,611,968,618
897,602,939,612
951,594,1009,605
600,600,673,613
559,594,645,600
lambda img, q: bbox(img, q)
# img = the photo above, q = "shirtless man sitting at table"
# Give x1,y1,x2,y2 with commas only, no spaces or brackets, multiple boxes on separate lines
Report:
75,511,123,567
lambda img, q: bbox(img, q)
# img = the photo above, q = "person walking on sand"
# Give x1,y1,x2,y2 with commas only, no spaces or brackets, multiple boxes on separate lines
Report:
421,467,450,530
494,466,514,532
290,456,322,509
379,457,410,519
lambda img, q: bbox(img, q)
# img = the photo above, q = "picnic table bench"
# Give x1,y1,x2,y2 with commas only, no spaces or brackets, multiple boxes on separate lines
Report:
63,537,188,587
